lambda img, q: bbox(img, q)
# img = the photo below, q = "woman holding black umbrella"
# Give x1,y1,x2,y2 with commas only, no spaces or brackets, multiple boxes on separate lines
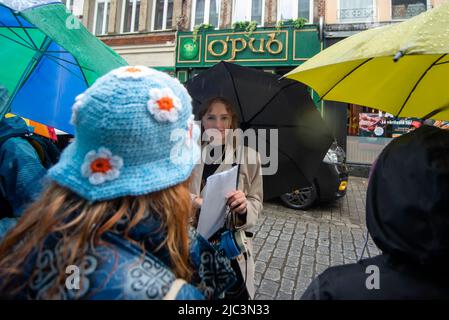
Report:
190,97,263,300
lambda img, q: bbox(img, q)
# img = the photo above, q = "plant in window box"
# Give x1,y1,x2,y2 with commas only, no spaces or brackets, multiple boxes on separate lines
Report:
192,23,215,43
275,18,308,34
232,21,258,37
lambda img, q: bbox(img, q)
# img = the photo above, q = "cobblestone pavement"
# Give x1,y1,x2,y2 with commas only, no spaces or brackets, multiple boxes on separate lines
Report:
252,176,381,300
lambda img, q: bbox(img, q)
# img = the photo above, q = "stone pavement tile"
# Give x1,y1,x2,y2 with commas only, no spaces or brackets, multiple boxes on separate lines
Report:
269,257,285,269
305,232,318,240
316,253,330,265
255,294,273,300
257,251,271,262
279,233,292,241
300,254,314,266
255,261,267,274
276,241,290,250
302,245,316,256
273,248,288,259
276,291,293,300
253,237,265,246
280,278,295,293
315,263,329,275
304,238,316,247
272,224,284,231
255,272,262,286
255,231,269,239
264,268,281,282
258,279,279,298
261,243,275,252
317,245,330,255
269,230,280,237
298,266,314,279
286,255,301,267
288,246,302,257
283,266,299,280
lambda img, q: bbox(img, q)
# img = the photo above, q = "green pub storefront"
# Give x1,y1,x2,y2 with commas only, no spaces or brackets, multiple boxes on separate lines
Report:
174,25,349,152
175,25,322,108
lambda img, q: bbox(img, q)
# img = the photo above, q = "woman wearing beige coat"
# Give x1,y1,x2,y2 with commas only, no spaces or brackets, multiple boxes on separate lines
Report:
190,97,263,299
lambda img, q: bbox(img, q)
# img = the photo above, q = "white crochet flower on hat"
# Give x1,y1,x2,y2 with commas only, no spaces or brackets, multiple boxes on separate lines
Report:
112,66,155,79
147,87,182,122
81,147,124,185
70,93,86,125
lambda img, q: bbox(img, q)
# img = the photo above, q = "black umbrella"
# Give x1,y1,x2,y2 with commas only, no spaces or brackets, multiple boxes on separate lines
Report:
185,61,334,200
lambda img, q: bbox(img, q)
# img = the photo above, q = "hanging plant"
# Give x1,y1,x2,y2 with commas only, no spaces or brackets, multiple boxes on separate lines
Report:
232,21,258,37
275,18,308,35
192,23,215,43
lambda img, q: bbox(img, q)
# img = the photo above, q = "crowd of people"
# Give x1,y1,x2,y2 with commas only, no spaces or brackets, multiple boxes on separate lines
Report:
0,66,448,300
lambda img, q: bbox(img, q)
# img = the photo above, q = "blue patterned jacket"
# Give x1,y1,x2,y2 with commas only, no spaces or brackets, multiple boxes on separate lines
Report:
5,214,236,300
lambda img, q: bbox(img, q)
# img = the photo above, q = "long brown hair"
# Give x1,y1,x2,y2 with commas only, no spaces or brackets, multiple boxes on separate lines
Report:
0,180,193,299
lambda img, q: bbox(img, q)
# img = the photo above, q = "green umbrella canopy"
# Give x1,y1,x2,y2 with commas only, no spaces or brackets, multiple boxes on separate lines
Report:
0,0,127,132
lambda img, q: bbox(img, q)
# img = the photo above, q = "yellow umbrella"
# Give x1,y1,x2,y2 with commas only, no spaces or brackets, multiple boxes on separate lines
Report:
285,3,449,121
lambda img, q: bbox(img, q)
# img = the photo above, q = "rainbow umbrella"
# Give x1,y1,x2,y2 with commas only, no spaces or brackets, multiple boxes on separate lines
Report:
0,0,127,134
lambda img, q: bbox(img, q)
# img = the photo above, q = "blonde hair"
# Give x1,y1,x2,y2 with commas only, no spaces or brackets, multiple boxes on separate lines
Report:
0,180,193,299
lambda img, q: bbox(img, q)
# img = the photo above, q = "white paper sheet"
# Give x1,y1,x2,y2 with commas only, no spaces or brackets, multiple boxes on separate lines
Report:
197,165,239,240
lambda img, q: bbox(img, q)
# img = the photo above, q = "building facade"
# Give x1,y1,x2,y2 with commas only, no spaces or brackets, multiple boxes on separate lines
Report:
321,0,448,163
71,0,448,163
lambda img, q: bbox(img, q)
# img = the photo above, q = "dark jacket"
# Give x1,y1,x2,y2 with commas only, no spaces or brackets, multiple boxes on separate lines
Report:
302,126,449,299
0,117,47,216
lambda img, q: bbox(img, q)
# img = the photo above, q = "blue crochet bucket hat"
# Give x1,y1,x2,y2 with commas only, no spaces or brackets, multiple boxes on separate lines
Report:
48,66,201,201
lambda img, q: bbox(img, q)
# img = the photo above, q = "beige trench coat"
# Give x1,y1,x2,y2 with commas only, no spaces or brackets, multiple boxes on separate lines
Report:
190,145,263,299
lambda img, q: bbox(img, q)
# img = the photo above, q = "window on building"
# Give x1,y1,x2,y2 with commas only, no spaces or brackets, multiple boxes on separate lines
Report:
392,0,427,19
339,0,375,23
93,0,110,35
62,0,84,17
278,0,313,22
152,0,174,30
232,0,265,26
192,0,221,29
121,0,141,33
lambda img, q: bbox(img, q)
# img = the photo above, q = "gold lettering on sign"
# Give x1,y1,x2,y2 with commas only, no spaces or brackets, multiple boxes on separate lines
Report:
266,33,283,55
227,36,247,60
208,39,228,56
207,32,284,59
248,38,265,53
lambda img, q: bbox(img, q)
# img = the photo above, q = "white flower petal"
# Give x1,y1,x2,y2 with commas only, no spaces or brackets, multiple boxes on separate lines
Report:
149,88,163,100
105,169,120,180
172,95,182,111
81,162,91,177
97,147,112,158
89,173,106,185
109,156,124,169
85,150,97,162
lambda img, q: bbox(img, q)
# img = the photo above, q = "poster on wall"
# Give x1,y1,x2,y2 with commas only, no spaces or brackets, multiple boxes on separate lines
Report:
358,113,422,138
